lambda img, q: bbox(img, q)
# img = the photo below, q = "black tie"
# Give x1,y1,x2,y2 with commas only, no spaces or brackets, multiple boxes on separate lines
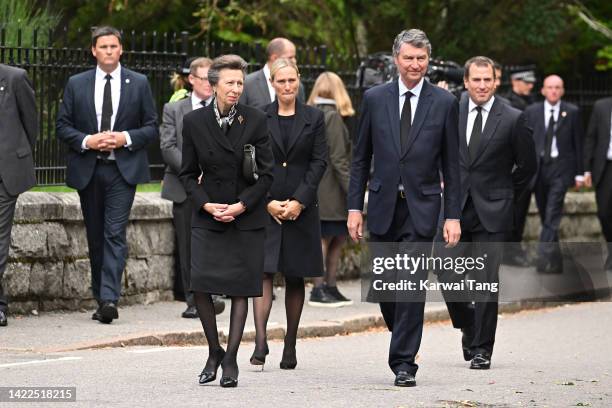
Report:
544,109,555,164
400,91,413,152
101,74,113,132
200,100,208,108
469,106,482,161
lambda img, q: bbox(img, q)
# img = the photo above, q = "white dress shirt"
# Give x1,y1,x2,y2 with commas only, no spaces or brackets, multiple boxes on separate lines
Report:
544,100,560,158
398,77,424,122
191,93,213,110
81,64,132,159
263,64,275,102
466,96,495,145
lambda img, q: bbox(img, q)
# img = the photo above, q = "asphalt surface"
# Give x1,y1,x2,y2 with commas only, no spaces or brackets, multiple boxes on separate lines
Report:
1,302,610,407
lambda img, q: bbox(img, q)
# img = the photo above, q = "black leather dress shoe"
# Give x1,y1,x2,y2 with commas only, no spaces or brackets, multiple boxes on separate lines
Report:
181,305,198,319
470,354,491,369
98,302,118,324
394,371,416,387
0,310,7,327
461,326,475,361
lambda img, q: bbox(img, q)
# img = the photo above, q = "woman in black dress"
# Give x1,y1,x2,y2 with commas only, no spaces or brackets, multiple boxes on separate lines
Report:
250,58,327,369
180,54,274,387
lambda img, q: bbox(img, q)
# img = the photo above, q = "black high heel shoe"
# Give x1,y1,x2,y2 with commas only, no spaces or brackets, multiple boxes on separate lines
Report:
279,346,297,370
198,348,225,385
249,342,269,369
220,359,239,388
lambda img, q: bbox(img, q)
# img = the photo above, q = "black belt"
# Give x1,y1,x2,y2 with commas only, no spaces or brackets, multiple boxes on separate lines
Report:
97,156,116,165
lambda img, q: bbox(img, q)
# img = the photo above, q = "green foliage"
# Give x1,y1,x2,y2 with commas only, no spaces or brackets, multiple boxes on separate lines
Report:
0,0,61,46
595,45,612,71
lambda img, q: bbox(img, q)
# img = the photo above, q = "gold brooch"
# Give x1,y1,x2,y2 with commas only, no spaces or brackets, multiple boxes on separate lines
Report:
238,115,244,124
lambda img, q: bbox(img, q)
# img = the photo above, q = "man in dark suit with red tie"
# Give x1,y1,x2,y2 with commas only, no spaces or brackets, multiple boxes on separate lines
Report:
56,26,158,324
348,29,462,387
524,75,583,273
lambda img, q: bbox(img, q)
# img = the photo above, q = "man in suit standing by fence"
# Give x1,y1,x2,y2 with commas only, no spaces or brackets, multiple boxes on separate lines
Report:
0,63,38,327
56,26,158,324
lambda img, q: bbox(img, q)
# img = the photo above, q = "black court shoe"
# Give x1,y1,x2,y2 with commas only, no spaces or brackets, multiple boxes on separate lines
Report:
198,348,226,385
249,342,269,369
220,360,239,388
279,346,297,370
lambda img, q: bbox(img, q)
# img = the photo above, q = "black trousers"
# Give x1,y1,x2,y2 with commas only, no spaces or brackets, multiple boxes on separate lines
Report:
596,161,612,270
0,180,18,312
172,199,194,306
369,193,430,376
534,159,569,267
78,161,136,303
444,198,506,357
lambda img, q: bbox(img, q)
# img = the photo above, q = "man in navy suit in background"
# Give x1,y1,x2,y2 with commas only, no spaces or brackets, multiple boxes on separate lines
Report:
56,26,158,324
347,29,461,387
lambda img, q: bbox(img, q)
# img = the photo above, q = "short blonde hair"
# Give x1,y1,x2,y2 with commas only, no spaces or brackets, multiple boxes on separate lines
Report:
307,71,355,117
269,58,299,79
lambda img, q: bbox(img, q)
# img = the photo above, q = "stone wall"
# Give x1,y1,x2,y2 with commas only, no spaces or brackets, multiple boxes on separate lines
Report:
4,191,603,313
5,192,175,314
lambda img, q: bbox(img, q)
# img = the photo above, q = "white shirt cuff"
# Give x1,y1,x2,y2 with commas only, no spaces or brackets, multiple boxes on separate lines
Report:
81,135,91,150
123,131,132,147
575,175,584,182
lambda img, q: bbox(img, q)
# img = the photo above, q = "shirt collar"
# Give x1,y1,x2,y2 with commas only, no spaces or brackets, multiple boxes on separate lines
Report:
469,95,495,113
263,64,271,81
398,77,424,98
544,100,560,112
96,64,121,81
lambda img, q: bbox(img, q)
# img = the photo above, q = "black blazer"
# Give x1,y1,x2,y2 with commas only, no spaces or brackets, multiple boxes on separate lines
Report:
56,67,158,190
263,101,327,276
179,103,274,231
459,97,537,233
584,97,612,187
524,101,583,185
347,79,461,238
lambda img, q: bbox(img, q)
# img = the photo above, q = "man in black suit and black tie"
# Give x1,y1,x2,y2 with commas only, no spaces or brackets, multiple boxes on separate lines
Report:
239,37,305,110
584,96,612,273
348,29,462,387
524,75,583,273
56,26,158,324
444,56,536,370
0,64,38,327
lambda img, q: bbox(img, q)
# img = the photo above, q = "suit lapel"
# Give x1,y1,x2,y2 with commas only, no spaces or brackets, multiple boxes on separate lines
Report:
256,70,272,105
228,105,247,149
605,99,612,147
204,106,234,152
85,70,97,132
114,68,130,129
472,98,501,165
286,102,308,154
459,96,470,165
402,80,433,157
555,101,568,134
385,81,402,157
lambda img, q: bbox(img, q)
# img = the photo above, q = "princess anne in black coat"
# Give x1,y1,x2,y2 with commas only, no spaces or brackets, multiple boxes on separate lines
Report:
250,58,328,370
179,55,274,388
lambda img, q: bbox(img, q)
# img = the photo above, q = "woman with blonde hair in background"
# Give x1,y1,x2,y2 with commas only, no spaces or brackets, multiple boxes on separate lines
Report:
307,71,355,307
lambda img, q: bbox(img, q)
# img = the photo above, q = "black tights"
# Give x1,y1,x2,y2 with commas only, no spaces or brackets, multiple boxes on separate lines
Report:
252,274,305,351
194,292,247,378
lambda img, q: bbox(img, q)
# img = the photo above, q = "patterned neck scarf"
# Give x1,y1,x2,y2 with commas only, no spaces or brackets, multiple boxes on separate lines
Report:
213,97,238,134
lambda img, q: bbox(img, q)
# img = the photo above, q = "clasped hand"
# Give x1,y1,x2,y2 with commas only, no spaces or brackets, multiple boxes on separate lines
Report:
204,202,246,223
87,131,127,151
267,199,302,224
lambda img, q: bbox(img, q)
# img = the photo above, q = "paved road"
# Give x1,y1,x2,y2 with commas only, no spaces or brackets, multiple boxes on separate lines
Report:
1,302,610,407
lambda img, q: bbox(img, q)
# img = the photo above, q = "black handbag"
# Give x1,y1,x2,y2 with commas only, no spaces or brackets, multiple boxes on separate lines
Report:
243,144,259,184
